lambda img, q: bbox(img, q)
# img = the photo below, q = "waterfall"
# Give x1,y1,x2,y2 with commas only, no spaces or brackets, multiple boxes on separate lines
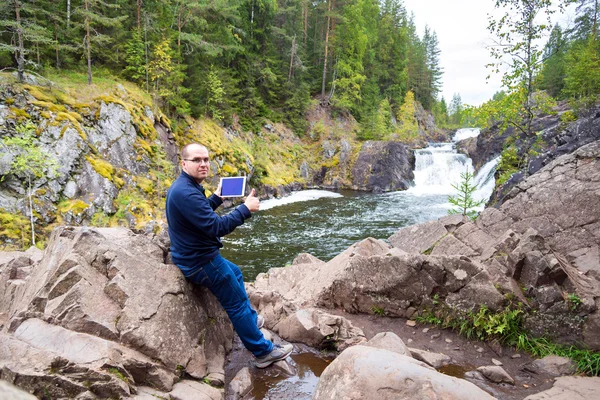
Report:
408,128,498,203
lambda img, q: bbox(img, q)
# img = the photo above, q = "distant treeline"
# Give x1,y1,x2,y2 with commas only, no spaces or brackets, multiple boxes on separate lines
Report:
0,0,450,137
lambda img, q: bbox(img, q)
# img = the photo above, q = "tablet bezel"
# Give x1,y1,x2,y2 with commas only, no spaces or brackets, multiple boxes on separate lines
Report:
219,176,247,197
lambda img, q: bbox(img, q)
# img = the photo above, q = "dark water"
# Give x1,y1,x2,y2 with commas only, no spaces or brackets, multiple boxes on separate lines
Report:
221,189,451,281
249,353,333,400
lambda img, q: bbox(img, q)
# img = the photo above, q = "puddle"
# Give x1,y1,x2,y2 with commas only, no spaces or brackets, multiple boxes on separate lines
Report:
437,364,473,378
248,353,333,400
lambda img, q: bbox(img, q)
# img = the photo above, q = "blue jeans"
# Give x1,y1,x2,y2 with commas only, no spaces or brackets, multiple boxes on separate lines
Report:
182,254,273,357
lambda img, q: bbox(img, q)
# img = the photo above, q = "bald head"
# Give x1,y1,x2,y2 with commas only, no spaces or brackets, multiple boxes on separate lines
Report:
181,143,208,160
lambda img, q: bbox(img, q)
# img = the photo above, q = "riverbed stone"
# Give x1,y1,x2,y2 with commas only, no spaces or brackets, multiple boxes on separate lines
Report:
364,332,410,356
313,346,495,400
476,365,514,385
524,376,600,400
527,355,577,377
408,347,452,369
228,367,252,400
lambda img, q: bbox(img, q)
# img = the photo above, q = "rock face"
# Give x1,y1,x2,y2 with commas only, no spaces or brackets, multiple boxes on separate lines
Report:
313,345,495,400
351,141,415,192
0,226,230,399
388,140,600,349
0,85,176,234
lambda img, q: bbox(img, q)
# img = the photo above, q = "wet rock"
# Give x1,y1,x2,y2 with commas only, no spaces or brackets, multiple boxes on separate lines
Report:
477,365,515,385
228,367,252,400
523,376,600,399
351,141,415,192
313,346,495,400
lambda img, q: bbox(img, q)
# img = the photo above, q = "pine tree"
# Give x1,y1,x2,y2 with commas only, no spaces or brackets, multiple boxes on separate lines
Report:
0,0,53,81
73,0,126,84
448,170,484,220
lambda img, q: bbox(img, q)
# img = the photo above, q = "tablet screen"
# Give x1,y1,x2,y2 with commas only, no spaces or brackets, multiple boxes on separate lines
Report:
220,176,247,197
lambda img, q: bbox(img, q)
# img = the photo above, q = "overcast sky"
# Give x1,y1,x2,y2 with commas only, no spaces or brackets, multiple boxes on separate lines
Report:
402,0,578,106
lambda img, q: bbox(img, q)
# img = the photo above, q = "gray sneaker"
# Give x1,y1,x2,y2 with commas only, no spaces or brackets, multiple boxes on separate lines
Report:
255,344,293,368
257,315,265,329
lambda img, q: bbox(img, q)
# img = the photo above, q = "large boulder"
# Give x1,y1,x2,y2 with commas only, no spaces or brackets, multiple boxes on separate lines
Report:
0,226,231,398
351,141,415,192
312,345,495,400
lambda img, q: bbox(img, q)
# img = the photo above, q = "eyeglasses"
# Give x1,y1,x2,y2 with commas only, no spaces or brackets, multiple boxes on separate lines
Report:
184,158,210,164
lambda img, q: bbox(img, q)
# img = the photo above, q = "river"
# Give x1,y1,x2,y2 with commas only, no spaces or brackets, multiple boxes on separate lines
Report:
221,128,499,281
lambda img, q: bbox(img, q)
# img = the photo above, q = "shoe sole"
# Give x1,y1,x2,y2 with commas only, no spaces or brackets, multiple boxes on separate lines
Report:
255,347,293,368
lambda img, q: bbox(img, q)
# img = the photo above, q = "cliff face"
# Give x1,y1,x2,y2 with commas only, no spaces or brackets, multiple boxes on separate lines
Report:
0,75,445,248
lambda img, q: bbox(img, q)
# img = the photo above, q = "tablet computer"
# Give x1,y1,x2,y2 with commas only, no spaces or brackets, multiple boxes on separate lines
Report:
220,176,247,197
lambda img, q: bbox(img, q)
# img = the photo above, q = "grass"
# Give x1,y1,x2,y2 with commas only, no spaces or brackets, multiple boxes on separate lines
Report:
416,303,600,376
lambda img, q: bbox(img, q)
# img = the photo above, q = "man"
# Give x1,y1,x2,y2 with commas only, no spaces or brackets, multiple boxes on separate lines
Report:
166,143,293,368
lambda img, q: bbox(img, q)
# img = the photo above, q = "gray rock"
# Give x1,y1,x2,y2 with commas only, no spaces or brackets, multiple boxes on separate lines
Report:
0,380,37,399
169,380,223,400
524,376,600,400
365,332,410,356
228,367,252,400
351,141,414,192
313,346,495,400
389,220,448,254
274,308,365,350
0,227,232,396
409,347,452,369
476,365,515,385
528,355,577,377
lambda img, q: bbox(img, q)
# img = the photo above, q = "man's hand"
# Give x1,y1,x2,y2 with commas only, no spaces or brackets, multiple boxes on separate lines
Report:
215,181,223,199
244,188,260,212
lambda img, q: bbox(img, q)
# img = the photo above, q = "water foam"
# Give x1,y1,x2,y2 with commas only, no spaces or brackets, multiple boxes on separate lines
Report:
260,189,343,211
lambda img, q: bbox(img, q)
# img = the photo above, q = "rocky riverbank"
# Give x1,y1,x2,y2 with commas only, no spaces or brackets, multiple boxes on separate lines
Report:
1,138,599,399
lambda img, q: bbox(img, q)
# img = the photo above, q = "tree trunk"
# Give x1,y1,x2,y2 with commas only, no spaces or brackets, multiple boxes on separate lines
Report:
288,35,296,81
14,0,25,83
303,1,308,44
321,0,331,100
28,176,35,246
67,0,71,28
144,14,149,92
137,0,143,30
55,22,60,69
85,0,92,85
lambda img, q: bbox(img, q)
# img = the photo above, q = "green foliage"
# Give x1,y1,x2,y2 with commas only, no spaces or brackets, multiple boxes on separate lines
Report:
395,90,419,142
123,28,146,85
487,0,558,136
417,303,600,376
371,306,385,316
447,170,484,219
566,293,582,311
1,122,58,246
205,66,225,121
562,36,600,106
497,145,521,186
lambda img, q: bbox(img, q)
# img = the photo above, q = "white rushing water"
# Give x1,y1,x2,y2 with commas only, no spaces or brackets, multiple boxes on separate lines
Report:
452,127,480,142
408,128,498,203
260,189,343,211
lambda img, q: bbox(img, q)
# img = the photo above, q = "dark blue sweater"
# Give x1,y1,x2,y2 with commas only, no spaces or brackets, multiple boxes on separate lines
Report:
166,171,251,276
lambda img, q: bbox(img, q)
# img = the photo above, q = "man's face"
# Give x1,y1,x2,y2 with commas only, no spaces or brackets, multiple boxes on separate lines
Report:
182,145,210,183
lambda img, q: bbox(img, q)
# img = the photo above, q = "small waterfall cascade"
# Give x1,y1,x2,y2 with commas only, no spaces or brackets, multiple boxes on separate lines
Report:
409,128,499,203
